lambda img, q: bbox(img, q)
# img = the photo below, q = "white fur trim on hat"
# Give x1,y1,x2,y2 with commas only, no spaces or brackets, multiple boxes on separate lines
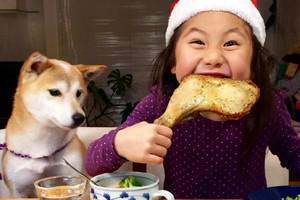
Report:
166,0,266,46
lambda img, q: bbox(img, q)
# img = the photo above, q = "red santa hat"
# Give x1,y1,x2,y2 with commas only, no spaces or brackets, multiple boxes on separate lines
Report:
166,0,266,46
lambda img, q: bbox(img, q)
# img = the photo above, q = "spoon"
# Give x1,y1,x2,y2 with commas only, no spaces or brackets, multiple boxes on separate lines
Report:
63,158,98,185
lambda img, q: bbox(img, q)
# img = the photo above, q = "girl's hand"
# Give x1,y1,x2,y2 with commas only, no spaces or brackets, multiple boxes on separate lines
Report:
114,121,173,165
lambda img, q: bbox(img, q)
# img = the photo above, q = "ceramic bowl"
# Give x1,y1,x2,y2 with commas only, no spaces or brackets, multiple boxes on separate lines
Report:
244,186,300,200
90,172,174,200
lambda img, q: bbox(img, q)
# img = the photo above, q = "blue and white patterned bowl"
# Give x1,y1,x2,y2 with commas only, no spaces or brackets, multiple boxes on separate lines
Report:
90,172,174,200
244,186,300,200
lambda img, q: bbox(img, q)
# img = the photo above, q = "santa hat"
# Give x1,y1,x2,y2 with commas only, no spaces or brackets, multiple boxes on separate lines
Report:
166,0,266,46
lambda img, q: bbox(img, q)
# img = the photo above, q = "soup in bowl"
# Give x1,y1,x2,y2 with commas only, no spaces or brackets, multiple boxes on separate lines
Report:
90,172,174,200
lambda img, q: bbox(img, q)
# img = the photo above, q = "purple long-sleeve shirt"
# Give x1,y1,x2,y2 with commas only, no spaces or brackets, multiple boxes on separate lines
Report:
84,85,300,199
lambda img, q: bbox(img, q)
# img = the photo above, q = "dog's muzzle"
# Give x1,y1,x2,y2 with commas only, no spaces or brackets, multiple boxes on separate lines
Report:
71,113,85,128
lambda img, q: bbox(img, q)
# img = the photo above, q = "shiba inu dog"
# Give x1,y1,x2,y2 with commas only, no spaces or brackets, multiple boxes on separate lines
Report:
1,52,106,197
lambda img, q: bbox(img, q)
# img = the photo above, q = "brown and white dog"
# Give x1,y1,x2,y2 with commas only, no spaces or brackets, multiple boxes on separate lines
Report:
1,52,106,198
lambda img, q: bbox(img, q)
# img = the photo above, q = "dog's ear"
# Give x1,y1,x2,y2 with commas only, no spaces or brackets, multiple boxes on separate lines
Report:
20,52,52,84
76,65,107,83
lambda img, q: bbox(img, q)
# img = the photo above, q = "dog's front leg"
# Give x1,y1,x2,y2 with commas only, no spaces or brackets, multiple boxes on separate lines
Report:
8,167,43,197
4,156,46,198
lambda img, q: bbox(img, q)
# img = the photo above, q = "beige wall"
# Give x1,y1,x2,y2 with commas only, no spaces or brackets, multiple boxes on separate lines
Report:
0,0,291,62
0,0,45,61
273,0,300,60
53,0,173,103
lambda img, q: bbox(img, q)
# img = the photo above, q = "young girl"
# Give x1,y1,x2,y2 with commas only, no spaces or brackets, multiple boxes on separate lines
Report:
84,0,300,198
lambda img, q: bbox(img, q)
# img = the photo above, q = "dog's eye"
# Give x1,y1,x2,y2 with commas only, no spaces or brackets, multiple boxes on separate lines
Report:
76,90,82,98
49,89,61,97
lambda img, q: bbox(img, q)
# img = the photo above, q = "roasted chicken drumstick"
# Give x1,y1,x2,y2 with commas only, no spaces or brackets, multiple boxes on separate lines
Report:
154,75,260,128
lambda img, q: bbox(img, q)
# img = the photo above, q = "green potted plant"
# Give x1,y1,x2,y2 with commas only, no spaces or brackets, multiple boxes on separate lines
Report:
85,69,138,127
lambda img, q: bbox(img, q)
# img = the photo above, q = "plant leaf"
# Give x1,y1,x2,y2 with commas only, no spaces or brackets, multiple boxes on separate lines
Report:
107,69,133,96
121,102,139,123
265,0,276,30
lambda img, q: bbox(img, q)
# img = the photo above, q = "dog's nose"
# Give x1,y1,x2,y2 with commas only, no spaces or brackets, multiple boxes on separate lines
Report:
72,113,85,127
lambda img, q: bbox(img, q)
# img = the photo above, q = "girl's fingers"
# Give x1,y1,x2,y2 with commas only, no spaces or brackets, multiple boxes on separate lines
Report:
114,122,173,164
152,124,172,148
150,143,168,158
155,134,172,149
145,154,164,165
156,125,173,139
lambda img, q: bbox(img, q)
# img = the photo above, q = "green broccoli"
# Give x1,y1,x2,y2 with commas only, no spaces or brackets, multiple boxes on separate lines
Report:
281,194,300,200
117,175,143,188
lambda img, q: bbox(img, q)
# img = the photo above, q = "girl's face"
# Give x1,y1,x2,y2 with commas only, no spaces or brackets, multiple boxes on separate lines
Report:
171,11,253,82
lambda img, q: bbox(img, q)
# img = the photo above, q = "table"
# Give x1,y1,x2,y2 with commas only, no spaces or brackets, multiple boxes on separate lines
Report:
0,199,242,200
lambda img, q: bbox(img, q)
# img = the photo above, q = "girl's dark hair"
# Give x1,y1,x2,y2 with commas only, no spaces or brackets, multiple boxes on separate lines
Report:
237,33,277,173
151,26,181,94
151,24,277,172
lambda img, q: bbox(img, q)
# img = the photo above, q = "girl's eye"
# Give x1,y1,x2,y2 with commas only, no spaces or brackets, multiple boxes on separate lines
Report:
224,40,238,47
191,40,205,45
49,89,61,97
76,90,82,98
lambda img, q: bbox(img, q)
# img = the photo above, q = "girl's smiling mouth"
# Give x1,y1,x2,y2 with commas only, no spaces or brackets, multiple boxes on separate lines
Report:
194,72,231,79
